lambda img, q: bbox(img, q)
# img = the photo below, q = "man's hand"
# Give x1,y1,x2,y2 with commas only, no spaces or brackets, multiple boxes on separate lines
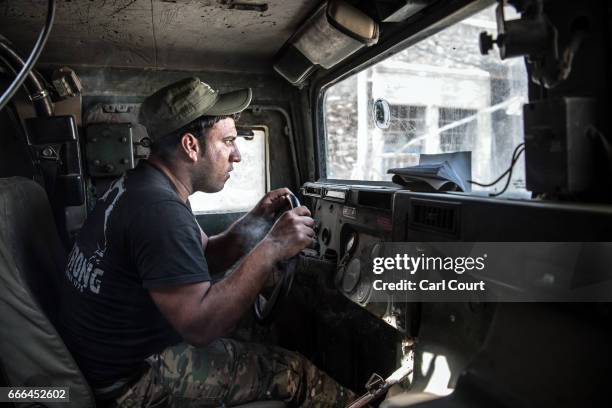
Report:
205,188,299,275
249,188,293,220
264,206,315,260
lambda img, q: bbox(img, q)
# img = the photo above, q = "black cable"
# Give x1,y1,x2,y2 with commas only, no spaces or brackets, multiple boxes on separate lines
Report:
489,146,525,197
0,41,46,92
468,142,525,187
0,41,54,116
0,0,56,113
0,54,18,78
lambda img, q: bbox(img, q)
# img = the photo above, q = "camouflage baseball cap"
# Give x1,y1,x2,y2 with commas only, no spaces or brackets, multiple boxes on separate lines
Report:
139,77,252,140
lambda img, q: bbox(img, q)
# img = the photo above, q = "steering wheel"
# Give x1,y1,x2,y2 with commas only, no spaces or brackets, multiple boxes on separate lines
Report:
253,192,301,323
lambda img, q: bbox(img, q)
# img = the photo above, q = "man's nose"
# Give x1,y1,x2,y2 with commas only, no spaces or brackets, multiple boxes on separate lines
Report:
230,145,241,163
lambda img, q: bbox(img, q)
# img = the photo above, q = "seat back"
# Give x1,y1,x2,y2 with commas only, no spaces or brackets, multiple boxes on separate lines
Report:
0,177,95,406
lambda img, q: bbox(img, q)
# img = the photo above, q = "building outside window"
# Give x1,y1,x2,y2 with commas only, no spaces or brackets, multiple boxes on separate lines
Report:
438,107,477,153
385,105,426,153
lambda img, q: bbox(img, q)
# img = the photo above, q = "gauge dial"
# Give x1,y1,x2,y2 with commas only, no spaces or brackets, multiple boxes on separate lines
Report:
342,258,361,293
345,232,358,255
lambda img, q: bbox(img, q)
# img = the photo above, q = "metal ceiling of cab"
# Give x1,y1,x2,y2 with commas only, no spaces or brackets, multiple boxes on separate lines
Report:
0,0,320,72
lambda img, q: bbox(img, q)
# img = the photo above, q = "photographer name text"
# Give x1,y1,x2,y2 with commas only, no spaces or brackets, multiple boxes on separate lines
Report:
371,253,487,293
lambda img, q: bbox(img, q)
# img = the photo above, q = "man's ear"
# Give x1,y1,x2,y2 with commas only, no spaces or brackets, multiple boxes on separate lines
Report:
180,132,200,162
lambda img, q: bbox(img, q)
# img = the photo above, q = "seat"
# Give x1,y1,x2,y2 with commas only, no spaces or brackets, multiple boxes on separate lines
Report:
0,177,95,406
0,176,286,408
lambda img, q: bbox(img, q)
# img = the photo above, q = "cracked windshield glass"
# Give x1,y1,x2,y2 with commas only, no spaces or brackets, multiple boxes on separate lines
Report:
324,5,528,196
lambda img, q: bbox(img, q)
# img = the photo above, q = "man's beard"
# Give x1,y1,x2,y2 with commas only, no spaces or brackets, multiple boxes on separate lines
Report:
190,161,224,193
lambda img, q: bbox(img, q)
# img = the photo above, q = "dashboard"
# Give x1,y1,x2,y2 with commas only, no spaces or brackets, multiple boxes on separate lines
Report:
301,180,612,340
301,181,408,331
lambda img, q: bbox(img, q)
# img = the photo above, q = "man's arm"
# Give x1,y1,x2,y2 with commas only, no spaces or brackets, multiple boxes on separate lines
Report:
204,188,291,275
150,206,313,347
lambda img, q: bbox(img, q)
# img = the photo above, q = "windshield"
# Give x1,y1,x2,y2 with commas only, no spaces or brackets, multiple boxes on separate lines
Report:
323,5,529,196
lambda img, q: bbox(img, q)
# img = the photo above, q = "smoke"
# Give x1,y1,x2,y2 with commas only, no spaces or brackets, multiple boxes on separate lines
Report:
210,215,275,282
235,215,275,252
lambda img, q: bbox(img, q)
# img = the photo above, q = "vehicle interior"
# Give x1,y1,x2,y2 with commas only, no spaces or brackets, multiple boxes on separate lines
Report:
1,0,611,407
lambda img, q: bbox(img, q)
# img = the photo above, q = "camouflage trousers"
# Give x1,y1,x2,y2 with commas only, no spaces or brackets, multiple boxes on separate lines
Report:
115,338,355,407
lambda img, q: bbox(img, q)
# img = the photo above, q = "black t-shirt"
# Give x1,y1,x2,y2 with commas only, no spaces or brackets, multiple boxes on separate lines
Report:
58,161,210,388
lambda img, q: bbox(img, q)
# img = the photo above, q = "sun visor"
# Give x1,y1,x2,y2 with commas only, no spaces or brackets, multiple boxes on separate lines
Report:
274,0,379,85
273,45,318,85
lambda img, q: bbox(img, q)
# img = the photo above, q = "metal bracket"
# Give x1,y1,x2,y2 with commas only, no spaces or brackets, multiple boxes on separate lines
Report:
29,89,50,102
86,123,135,177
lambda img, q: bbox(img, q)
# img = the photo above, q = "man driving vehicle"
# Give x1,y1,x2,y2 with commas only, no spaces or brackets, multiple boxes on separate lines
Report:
58,77,355,407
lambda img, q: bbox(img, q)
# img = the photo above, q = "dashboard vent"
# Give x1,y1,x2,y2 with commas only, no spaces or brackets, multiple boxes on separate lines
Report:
357,190,393,210
410,200,459,236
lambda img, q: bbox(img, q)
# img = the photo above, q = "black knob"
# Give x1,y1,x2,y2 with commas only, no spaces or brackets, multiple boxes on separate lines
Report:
479,31,495,55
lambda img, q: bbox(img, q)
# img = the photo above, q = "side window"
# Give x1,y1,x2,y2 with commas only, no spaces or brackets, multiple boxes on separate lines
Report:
323,5,528,195
189,128,268,214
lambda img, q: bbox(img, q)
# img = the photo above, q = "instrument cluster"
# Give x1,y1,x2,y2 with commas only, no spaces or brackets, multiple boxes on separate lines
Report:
301,182,412,332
